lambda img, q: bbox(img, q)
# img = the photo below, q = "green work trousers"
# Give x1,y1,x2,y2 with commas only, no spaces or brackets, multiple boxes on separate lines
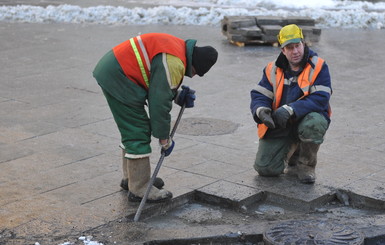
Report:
102,89,152,159
254,112,329,176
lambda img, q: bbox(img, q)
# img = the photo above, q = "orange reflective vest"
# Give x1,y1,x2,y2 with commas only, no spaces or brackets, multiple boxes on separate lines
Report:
112,33,187,90
258,56,325,138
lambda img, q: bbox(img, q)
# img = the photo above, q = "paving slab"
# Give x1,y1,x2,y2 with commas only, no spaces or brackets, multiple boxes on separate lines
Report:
0,10,385,245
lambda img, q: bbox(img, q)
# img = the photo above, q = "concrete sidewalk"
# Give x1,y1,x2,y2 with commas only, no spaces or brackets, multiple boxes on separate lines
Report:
1,21,385,244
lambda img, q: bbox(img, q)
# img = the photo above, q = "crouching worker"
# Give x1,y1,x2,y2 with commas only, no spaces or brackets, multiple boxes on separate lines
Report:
250,24,332,184
93,33,218,202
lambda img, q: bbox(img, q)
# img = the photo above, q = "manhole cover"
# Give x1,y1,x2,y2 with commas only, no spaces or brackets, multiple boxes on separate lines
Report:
264,220,364,245
176,117,238,136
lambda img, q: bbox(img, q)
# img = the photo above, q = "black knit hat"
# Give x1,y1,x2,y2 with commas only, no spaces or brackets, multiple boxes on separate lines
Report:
192,46,218,77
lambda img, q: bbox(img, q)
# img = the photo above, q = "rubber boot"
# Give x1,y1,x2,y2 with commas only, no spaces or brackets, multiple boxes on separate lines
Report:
287,144,300,167
127,157,172,203
284,143,299,176
120,149,165,191
296,142,320,184
120,149,129,190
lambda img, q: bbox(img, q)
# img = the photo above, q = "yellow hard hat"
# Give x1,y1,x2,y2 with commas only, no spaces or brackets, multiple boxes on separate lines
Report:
277,24,304,48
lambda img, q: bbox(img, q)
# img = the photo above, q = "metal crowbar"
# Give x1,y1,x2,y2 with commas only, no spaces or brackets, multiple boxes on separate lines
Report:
133,104,186,222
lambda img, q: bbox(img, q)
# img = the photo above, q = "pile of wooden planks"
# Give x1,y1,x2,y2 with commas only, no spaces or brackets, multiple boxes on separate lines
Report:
221,16,321,47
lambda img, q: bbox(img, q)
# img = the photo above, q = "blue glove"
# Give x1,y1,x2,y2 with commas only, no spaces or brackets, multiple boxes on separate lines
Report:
272,106,293,128
175,85,196,108
161,139,175,157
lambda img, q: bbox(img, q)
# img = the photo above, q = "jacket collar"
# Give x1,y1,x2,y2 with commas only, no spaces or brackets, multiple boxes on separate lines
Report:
184,39,197,78
275,45,314,76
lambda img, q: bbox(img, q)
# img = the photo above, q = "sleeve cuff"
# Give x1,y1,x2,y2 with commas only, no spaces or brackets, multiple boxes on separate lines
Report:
256,106,271,118
282,104,294,116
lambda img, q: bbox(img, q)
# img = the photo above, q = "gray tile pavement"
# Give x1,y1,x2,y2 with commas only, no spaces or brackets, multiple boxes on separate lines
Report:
1,21,385,243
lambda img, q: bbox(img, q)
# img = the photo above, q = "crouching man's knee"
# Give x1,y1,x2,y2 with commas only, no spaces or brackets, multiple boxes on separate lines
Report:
298,112,329,144
254,137,289,177
254,161,284,177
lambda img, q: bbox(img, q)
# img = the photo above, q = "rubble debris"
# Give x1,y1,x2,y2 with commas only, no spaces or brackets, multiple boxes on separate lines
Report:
221,16,321,47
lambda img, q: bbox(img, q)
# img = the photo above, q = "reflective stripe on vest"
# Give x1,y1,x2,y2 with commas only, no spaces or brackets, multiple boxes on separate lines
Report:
129,37,151,87
113,33,187,91
258,56,325,139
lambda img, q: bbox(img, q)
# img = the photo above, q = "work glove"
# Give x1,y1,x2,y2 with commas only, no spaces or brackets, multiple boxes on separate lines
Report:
160,138,175,157
175,85,196,108
272,105,294,128
256,107,275,129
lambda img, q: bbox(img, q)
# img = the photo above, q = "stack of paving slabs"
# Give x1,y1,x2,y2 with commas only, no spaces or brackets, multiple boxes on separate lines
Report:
221,16,321,47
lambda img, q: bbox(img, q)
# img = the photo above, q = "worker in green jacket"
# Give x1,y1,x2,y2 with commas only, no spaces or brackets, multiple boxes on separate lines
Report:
93,33,218,203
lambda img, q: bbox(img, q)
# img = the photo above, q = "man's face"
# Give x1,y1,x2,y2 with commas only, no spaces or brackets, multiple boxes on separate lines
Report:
282,41,304,70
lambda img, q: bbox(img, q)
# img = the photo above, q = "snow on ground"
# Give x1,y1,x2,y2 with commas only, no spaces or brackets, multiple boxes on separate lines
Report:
0,0,384,28
34,236,104,245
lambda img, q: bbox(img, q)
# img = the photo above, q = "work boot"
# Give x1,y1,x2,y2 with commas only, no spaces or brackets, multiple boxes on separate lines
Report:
296,142,320,184
127,157,172,203
287,144,299,167
283,143,299,175
120,149,129,190
120,178,165,191
120,149,165,191
297,165,316,184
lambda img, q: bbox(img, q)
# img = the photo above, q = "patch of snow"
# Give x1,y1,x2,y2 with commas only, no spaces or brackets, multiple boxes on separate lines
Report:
0,0,384,29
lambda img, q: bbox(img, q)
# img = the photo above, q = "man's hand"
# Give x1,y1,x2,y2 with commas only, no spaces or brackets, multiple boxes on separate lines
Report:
160,138,175,157
272,105,294,128
175,85,196,108
257,107,275,128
